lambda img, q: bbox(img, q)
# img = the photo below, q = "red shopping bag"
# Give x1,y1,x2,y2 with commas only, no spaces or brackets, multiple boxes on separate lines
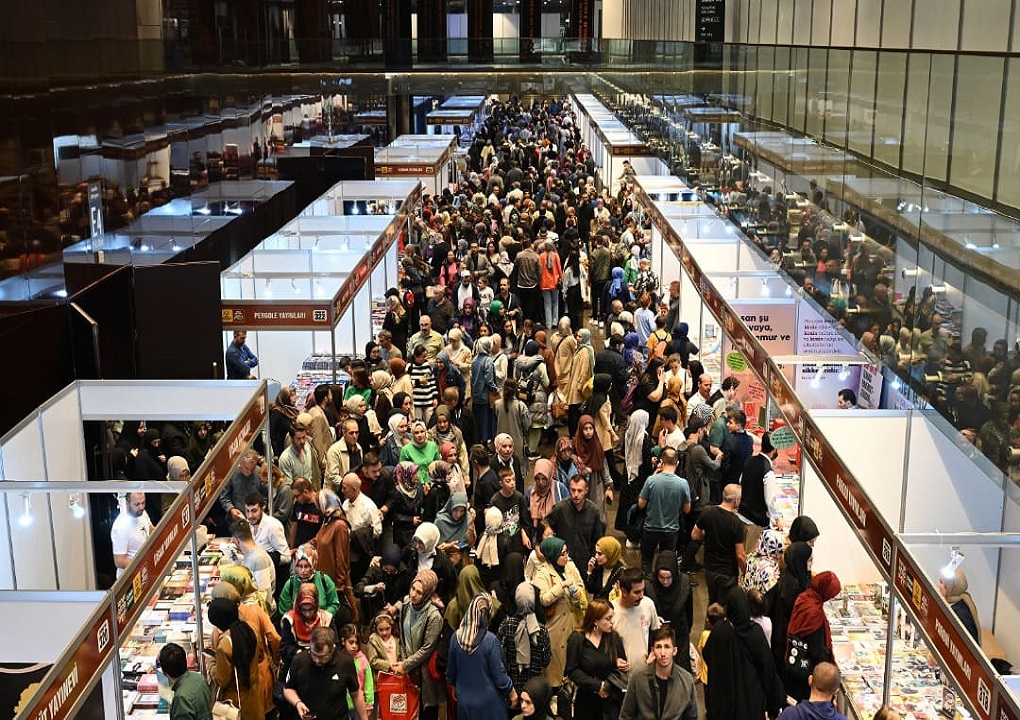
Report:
377,671,421,720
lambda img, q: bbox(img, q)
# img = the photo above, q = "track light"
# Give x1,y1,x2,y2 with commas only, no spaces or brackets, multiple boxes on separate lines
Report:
941,547,964,579
19,493,33,528
70,494,86,520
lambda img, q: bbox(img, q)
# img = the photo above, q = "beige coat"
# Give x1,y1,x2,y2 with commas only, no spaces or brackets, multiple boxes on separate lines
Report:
552,333,577,394
532,559,587,686
564,345,595,406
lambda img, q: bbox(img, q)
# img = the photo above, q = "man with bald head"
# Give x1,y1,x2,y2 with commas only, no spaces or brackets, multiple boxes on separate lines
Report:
340,471,381,580
111,492,154,577
779,662,848,720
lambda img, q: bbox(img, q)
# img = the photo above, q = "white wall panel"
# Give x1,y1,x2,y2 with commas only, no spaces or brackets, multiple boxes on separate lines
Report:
776,0,796,45
995,500,1020,661
760,0,778,44
830,0,856,46
0,593,106,661
880,0,911,47
912,0,959,50
855,0,882,46
811,0,833,45
961,0,1010,52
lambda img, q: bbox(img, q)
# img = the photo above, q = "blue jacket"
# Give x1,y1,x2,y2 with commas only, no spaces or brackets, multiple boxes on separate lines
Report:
472,353,498,402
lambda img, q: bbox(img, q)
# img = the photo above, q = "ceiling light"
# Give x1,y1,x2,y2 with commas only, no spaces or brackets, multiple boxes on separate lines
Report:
18,493,33,528
70,494,86,519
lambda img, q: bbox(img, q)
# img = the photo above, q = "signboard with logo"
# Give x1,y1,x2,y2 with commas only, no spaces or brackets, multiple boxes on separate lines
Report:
14,605,115,720
221,302,332,330
894,550,994,720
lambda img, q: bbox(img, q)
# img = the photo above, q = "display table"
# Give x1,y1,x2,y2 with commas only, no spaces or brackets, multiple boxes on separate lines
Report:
832,584,968,720
120,539,237,718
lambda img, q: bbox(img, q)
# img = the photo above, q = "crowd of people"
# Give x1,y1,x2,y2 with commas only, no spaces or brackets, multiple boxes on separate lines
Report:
112,96,932,720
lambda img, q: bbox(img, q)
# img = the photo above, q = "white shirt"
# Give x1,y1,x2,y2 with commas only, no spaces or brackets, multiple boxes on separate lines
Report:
343,492,383,539
660,426,684,451
612,596,661,669
241,549,277,613
762,455,780,522
250,515,292,563
111,510,153,578
687,392,712,412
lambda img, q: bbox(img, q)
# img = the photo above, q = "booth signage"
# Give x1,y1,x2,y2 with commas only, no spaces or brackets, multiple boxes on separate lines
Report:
800,413,894,577
195,391,268,519
994,690,1020,720
894,550,994,720
221,302,332,329
332,215,403,324
115,496,194,633
16,607,114,720
378,164,436,176
610,145,652,157
87,182,104,238
695,0,725,42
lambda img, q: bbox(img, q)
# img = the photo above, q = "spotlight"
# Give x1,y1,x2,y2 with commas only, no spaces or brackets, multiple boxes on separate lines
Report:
18,493,32,528
940,547,964,579
70,494,86,520
900,267,918,279
810,365,825,388
760,278,770,297
838,364,850,381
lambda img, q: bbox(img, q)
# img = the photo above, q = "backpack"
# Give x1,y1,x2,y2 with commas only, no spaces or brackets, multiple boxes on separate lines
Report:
516,362,540,405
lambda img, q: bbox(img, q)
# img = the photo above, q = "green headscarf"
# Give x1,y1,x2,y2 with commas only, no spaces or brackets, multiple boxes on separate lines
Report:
539,536,567,578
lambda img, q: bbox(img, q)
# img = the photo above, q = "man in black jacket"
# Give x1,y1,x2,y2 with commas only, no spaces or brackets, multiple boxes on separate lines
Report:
546,475,605,580
595,333,630,417
720,409,753,488
737,432,779,553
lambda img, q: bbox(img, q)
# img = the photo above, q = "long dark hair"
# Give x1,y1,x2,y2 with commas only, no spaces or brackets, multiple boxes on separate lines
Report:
642,356,665,382
501,378,519,406
207,598,257,689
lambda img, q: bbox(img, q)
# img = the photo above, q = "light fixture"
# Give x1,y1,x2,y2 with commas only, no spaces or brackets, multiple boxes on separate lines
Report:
264,279,273,298
891,377,902,390
811,364,825,388
70,494,86,519
929,284,947,294
900,267,919,278
838,364,850,381
760,278,770,297
941,547,964,579
785,284,793,297
18,493,33,528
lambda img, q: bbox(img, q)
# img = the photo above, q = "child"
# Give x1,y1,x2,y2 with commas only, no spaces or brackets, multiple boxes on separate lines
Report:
747,588,773,648
366,612,402,674
339,623,375,720
696,602,727,685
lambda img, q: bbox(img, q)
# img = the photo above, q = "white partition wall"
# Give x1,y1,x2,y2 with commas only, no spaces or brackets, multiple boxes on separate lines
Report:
0,380,263,592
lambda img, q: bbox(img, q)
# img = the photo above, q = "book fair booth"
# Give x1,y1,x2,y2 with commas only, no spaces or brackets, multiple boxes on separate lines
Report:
424,95,488,138
632,172,1020,720
0,378,268,720
569,93,667,182
219,179,420,404
374,134,458,197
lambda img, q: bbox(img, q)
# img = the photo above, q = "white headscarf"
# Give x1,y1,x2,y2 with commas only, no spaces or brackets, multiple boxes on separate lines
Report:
624,409,650,483
513,581,541,670
414,522,441,571
476,507,503,567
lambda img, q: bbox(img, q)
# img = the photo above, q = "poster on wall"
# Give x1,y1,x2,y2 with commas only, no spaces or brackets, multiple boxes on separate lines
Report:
794,363,863,409
695,0,725,43
797,301,857,356
858,364,884,409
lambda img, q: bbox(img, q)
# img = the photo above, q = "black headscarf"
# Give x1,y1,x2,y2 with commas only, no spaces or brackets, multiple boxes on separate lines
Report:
703,588,784,720
788,516,820,544
770,541,813,665
492,552,526,611
522,676,554,720
646,550,692,662
207,597,257,689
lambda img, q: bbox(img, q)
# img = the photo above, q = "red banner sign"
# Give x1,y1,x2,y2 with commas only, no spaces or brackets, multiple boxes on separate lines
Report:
377,164,436,176
894,550,994,720
16,606,114,720
222,302,332,329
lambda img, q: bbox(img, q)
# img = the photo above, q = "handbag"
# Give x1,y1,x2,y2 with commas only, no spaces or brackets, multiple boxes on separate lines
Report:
604,669,629,698
212,666,241,720
377,671,421,720
785,633,813,682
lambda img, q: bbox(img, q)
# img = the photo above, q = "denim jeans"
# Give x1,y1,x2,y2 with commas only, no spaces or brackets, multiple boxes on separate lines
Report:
543,288,560,329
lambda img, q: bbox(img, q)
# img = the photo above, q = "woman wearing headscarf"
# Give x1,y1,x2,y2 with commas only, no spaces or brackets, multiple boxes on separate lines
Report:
532,536,586,691
409,521,458,605
313,489,358,624
703,588,785,720
422,460,453,525
526,459,568,528
488,299,506,327
219,564,273,618
565,599,628,720
162,456,190,514
617,409,653,539
514,340,551,454
475,506,509,588
652,375,688,438
435,491,471,545
622,332,642,368
401,420,441,486
357,541,410,621
565,328,596,436
668,322,699,369
513,676,555,720
645,550,693,671
371,369,394,425
344,394,377,454
430,405,468,472
390,569,446,720
390,360,415,401
743,527,785,599
279,582,333,672
553,437,581,488
788,515,820,545
383,294,410,355
184,421,216,472
207,597,264,720
533,329,557,391
498,580,552,694
573,414,611,514
495,251,515,282
581,374,618,454
381,412,411,469
601,267,630,326
445,564,490,631
472,335,499,444
383,461,424,548
785,571,842,701
278,543,341,617
584,535,626,602
458,297,481,339
939,567,981,644
446,593,516,720
770,541,813,669
488,552,527,629
210,582,279,714
496,379,533,474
